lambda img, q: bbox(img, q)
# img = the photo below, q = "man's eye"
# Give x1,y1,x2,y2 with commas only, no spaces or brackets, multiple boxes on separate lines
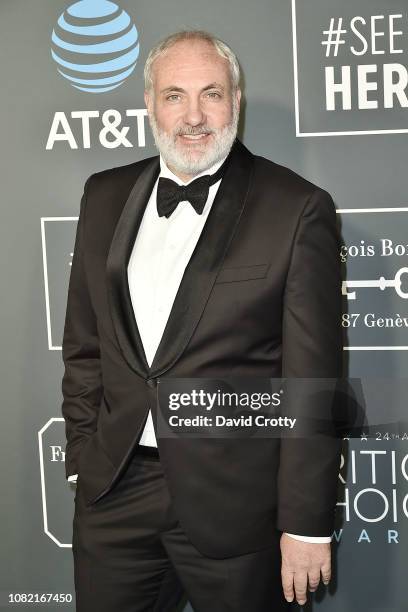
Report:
166,94,181,101
206,92,221,99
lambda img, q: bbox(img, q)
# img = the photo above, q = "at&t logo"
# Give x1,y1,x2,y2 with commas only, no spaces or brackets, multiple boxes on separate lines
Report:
51,0,140,93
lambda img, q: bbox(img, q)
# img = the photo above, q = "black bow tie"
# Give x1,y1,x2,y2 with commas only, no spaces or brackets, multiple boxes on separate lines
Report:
156,157,229,218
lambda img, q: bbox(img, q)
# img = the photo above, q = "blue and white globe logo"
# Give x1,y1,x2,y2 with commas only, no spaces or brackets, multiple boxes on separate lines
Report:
51,0,140,93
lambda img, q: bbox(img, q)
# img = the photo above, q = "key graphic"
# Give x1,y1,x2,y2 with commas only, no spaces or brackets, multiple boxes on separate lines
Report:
342,267,408,300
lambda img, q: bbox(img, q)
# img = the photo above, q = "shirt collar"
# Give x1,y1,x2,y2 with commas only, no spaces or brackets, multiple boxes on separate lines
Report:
159,153,228,186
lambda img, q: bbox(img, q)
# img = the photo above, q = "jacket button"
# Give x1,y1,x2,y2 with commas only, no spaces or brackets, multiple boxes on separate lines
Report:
146,378,157,388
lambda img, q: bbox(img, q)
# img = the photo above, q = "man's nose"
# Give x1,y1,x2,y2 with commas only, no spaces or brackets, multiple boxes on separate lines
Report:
183,98,205,127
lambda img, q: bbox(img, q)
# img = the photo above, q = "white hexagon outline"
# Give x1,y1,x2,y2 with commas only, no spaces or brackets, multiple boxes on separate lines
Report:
38,417,72,548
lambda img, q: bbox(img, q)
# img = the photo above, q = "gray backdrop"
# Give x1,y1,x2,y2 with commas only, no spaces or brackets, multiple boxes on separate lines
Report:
1,0,407,610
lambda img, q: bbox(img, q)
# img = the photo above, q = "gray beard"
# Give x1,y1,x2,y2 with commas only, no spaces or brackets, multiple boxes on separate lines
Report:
148,102,239,177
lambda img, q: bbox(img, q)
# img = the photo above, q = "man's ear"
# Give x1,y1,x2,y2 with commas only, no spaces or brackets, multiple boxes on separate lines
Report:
144,90,152,115
235,87,242,110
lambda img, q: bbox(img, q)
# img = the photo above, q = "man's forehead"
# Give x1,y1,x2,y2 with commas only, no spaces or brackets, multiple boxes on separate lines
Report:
152,40,230,83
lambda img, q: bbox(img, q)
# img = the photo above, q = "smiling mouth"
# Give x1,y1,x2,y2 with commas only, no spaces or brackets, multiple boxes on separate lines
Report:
178,133,211,142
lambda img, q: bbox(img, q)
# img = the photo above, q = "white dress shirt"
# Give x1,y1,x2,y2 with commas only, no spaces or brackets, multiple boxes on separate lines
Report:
128,153,226,445
69,152,331,544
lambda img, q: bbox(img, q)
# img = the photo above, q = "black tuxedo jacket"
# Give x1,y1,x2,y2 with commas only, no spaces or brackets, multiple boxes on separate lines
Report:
62,139,343,559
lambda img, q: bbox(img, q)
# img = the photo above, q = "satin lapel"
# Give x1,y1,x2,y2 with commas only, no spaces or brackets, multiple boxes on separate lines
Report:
149,139,255,378
106,157,160,378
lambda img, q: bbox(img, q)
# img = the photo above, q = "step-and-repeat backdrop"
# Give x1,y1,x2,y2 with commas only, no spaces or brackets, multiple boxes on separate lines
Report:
1,1,407,610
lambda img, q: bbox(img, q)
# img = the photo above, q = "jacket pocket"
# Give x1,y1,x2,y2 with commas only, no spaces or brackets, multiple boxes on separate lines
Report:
214,263,269,284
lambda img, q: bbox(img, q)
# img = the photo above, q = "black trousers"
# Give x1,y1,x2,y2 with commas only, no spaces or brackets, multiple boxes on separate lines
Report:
72,446,290,612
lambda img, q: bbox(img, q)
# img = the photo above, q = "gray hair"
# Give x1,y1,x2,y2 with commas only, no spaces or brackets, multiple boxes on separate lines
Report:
144,30,241,92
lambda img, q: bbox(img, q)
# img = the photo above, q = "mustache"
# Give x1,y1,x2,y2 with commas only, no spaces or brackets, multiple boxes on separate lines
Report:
175,126,215,136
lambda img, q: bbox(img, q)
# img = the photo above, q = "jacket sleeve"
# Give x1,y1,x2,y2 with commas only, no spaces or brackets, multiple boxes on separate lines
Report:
61,176,103,479
277,188,343,537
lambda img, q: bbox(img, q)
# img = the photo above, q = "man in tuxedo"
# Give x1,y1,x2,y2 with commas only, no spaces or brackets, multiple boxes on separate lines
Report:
62,30,343,612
